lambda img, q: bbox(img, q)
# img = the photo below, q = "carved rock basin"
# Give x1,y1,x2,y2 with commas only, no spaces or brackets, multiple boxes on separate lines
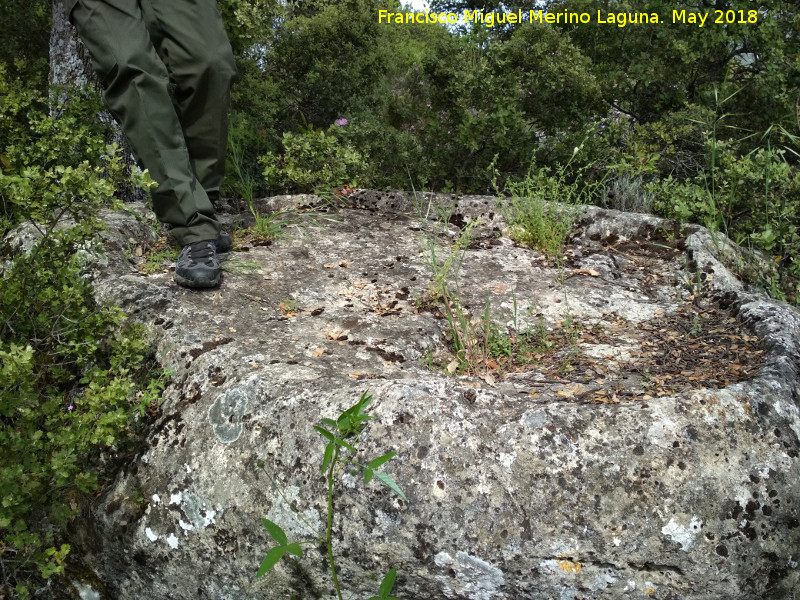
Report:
70,191,800,599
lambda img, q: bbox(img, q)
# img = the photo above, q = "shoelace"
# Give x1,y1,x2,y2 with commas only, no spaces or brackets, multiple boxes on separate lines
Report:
188,241,216,265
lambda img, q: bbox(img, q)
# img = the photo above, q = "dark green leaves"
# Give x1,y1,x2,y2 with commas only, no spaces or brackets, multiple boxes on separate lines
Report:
256,546,287,578
314,425,334,442
257,519,304,578
315,392,374,474
362,451,405,499
321,442,335,474
367,568,400,600
368,451,396,470
262,518,288,546
257,391,406,594
373,471,407,501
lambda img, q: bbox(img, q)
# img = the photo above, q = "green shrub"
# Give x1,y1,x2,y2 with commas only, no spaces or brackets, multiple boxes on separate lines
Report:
0,69,162,597
651,142,799,302
260,123,366,193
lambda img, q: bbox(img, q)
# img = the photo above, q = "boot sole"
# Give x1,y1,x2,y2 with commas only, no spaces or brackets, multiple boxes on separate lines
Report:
174,271,221,288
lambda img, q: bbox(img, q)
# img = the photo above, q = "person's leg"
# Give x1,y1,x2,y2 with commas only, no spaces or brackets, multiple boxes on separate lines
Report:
68,0,220,246
139,0,237,206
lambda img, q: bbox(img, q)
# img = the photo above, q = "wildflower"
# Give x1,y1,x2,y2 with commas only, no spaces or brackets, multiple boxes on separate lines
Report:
67,405,74,411
334,118,348,127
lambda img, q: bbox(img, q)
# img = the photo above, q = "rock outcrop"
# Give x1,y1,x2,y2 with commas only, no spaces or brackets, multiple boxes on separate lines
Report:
55,191,800,598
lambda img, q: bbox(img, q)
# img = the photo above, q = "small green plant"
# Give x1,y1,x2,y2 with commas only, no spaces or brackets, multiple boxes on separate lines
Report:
256,392,404,600
688,314,703,337
409,188,492,373
226,122,292,245
500,148,605,263
279,298,299,315
140,245,178,275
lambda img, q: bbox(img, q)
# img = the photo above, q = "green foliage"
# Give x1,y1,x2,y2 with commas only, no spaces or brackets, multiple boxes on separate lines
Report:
0,70,162,596
0,66,114,233
268,0,390,126
218,0,281,54
0,1,50,88
260,124,366,193
491,22,603,136
501,151,605,261
256,392,405,600
651,142,799,301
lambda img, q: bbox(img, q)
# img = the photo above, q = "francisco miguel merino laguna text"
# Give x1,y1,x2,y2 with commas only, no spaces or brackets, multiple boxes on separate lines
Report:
378,8,759,27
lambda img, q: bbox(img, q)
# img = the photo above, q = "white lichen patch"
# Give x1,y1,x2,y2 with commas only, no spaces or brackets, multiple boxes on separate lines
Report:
207,387,249,444
453,551,505,600
152,494,160,505
434,551,454,567
497,452,516,471
166,533,179,549
179,520,194,532
373,509,400,531
646,402,681,447
145,528,159,542
74,582,101,600
435,550,505,600
661,516,702,550
170,491,182,505
180,491,217,529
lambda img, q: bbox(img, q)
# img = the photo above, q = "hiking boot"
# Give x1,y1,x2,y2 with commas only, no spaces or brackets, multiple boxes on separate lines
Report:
174,240,221,288
215,231,232,253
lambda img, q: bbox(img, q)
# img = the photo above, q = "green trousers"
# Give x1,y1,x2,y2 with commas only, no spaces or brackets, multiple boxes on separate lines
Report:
67,0,237,245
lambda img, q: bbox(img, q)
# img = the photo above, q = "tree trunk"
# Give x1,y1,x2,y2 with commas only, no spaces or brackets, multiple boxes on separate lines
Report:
49,0,147,203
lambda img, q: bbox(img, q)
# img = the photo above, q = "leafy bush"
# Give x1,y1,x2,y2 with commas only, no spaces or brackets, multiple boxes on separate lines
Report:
651,142,799,301
0,69,162,597
260,123,366,193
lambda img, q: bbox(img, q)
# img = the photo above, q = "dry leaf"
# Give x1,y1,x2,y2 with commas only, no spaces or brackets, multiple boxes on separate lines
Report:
313,347,325,357
446,360,460,374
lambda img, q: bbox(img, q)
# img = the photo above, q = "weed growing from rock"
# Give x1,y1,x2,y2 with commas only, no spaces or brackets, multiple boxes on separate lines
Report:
256,392,404,600
499,147,605,265
409,189,587,376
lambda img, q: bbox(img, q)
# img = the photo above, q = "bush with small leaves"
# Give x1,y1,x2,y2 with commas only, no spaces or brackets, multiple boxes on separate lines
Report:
0,67,163,597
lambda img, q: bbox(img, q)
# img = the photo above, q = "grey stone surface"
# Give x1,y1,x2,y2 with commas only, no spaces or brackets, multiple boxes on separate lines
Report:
64,191,799,599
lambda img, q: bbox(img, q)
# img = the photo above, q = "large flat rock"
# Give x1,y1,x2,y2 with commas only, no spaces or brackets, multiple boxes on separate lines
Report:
66,191,800,599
